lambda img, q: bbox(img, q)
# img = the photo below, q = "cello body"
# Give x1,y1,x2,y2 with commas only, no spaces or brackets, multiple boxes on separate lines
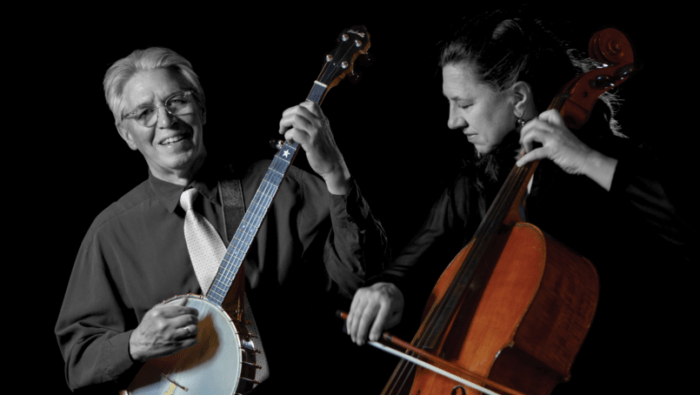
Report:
409,224,598,395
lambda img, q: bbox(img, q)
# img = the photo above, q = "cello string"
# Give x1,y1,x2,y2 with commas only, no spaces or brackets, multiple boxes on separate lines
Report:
385,359,415,395
417,74,575,342
414,159,537,349
382,160,539,393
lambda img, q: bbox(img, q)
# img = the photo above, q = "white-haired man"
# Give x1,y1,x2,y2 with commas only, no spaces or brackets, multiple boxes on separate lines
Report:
55,47,387,394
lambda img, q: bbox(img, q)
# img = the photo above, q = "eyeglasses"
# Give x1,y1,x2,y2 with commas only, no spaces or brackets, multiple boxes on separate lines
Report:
121,91,198,127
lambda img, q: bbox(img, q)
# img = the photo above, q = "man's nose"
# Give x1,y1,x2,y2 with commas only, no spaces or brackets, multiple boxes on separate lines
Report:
157,106,176,128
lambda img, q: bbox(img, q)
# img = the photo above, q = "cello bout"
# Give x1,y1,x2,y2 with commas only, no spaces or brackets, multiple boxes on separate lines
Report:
409,224,598,395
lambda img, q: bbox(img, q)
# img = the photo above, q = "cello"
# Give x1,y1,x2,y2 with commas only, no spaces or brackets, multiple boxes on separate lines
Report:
358,27,639,395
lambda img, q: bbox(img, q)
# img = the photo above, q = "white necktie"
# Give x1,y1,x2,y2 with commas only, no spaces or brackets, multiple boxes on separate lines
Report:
181,188,222,294
180,188,270,385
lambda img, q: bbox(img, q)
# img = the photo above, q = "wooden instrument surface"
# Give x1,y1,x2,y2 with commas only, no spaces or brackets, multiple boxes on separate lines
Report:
404,225,599,395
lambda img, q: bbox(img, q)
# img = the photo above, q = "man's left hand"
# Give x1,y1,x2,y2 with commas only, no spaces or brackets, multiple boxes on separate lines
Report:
279,101,351,195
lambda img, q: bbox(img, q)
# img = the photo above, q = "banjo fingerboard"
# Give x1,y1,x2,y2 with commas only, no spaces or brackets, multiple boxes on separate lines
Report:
204,25,370,307
205,140,301,306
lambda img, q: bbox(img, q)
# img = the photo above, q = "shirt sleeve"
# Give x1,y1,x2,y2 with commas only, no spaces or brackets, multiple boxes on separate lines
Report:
55,225,139,392
610,148,692,259
365,176,478,297
296,170,389,298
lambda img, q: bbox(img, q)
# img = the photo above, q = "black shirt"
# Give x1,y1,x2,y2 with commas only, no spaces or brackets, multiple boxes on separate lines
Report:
55,158,388,392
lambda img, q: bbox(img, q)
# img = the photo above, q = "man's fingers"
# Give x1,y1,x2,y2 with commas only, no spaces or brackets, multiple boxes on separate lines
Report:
299,101,322,117
157,304,199,319
285,127,313,147
173,324,199,340
171,296,188,306
279,104,318,134
281,102,317,118
179,337,199,349
168,312,199,329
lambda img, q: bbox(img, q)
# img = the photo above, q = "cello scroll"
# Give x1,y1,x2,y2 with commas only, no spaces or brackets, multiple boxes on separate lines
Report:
556,28,639,130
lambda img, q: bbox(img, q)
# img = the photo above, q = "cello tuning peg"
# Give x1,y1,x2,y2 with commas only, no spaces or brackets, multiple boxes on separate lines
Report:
613,62,641,79
349,70,362,84
358,53,374,67
589,74,615,89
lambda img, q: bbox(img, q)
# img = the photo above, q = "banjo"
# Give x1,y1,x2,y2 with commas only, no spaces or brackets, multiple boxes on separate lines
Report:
121,25,371,395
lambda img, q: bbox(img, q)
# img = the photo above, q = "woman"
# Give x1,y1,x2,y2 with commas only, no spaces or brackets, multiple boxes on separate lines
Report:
346,11,689,394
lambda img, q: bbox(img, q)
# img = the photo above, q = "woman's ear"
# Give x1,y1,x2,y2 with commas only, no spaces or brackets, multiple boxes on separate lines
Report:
510,81,534,119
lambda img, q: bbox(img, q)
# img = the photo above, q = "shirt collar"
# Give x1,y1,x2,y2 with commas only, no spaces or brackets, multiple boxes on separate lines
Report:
148,158,221,213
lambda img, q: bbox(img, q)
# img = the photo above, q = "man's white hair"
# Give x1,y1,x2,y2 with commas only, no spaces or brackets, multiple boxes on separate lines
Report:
103,47,205,124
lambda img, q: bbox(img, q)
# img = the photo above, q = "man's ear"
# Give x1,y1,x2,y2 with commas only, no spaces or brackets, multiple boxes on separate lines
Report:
116,123,138,151
200,107,207,125
510,81,534,118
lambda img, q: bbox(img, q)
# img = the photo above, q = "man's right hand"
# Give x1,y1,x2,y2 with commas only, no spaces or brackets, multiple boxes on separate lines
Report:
129,297,200,362
346,282,404,346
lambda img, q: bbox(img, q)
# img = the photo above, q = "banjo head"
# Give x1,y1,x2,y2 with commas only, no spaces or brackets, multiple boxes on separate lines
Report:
125,294,251,395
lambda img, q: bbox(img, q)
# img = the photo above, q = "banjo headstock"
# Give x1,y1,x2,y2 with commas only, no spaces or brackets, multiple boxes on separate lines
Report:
309,25,371,104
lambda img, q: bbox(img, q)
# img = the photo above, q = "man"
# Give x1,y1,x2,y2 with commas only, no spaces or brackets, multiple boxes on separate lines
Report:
55,47,387,393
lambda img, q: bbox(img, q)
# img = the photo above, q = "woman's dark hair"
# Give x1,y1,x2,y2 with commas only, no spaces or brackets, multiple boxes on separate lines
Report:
439,11,621,135
440,11,625,197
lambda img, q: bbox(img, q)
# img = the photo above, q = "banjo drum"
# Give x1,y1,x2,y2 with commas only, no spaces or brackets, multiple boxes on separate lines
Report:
122,295,257,395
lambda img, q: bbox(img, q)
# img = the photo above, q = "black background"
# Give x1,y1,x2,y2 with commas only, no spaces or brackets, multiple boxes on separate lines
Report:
14,3,694,393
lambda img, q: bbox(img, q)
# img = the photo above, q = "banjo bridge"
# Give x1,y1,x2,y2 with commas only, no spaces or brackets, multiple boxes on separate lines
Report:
160,374,188,391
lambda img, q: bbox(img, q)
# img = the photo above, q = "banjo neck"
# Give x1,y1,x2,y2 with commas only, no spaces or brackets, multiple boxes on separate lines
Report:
205,26,372,307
